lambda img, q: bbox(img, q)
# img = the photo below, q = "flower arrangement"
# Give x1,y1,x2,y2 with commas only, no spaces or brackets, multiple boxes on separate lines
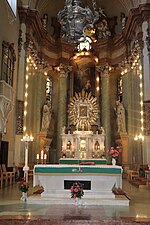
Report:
17,177,29,193
70,181,84,199
107,146,119,159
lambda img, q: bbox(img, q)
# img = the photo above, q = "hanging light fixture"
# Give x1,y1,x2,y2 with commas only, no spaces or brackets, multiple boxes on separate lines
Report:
57,0,99,44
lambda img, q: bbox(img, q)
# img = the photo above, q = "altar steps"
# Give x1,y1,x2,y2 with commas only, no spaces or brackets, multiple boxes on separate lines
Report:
27,194,129,206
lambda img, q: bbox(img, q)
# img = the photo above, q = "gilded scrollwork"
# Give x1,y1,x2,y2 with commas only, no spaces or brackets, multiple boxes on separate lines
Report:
68,89,99,131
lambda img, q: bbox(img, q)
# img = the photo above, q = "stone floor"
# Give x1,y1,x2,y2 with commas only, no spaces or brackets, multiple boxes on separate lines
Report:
0,179,150,224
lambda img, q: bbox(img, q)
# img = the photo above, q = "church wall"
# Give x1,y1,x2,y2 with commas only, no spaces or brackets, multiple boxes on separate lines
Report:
30,71,47,163
142,20,150,164
122,65,142,165
0,0,20,166
142,21,150,101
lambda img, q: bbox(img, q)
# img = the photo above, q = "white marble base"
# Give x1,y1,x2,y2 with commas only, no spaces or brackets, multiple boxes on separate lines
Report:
27,194,129,206
41,190,115,199
34,165,123,205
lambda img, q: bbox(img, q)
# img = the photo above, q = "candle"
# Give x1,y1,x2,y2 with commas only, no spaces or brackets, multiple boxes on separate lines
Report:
41,150,44,159
36,154,39,160
44,154,47,160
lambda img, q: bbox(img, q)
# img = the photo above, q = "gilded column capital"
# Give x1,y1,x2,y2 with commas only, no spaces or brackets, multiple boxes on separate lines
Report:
120,39,143,75
24,33,34,54
96,64,113,78
119,59,131,74
131,40,143,57
57,64,72,78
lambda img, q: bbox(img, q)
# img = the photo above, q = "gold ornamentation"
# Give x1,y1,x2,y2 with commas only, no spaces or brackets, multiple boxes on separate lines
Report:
68,89,99,130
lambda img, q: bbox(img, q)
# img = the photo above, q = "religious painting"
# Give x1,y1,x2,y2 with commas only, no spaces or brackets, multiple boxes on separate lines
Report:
73,60,95,95
79,106,87,117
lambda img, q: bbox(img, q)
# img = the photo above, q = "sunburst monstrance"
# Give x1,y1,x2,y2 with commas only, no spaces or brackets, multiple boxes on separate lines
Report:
68,89,99,131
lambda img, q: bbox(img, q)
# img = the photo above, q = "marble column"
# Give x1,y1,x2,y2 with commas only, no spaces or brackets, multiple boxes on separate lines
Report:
98,66,111,150
56,64,71,161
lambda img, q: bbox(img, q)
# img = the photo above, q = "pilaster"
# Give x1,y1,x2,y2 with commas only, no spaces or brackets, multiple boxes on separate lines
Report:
98,64,111,150
56,64,71,161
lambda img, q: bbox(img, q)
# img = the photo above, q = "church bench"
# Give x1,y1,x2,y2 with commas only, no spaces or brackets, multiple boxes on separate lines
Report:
125,164,140,181
0,165,9,187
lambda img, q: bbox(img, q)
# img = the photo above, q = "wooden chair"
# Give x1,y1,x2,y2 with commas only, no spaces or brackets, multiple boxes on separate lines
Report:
1,164,15,185
0,172,3,188
0,165,8,187
126,164,140,181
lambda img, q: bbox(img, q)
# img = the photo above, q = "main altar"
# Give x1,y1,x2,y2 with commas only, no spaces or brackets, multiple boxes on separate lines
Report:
30,163,129,205
61,89,105,159
32,164,125,205
29,90,129,206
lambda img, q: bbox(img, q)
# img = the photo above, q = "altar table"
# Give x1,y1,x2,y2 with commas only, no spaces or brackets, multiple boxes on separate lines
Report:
34,165,122,199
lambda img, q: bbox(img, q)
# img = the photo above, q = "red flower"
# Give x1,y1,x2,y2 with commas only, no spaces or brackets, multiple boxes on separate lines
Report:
108,147,119,159
74,187,78,192
70,186,73,191
71,182,84,199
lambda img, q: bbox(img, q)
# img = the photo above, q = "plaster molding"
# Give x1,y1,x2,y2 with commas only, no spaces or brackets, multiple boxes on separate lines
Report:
18,4,150,66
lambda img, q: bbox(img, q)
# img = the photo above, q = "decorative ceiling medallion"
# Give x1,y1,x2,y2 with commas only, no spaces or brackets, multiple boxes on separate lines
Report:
68,89,99,130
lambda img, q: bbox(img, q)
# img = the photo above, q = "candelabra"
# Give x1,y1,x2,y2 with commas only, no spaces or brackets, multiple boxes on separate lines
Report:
21,134,34,182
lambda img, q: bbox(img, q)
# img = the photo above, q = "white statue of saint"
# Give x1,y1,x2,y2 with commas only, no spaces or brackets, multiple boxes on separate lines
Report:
115,101,126,134
41,100,51,131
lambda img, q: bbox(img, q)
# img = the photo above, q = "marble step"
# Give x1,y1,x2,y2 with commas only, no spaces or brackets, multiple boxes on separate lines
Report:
27,194,129,206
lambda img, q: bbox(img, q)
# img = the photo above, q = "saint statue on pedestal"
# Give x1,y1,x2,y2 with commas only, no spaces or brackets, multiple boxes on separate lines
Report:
114,101,126,134
41,100,51,132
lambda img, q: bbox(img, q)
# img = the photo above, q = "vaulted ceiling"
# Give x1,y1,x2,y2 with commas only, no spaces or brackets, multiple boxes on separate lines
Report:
19,0,149,35
24,0,145,16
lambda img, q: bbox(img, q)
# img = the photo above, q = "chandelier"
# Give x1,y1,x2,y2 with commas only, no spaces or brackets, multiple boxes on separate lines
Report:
57,0,99,44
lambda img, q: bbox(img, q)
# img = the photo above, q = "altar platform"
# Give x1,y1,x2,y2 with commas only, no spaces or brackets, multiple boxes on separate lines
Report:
28,164,129,206
27,193,129,206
